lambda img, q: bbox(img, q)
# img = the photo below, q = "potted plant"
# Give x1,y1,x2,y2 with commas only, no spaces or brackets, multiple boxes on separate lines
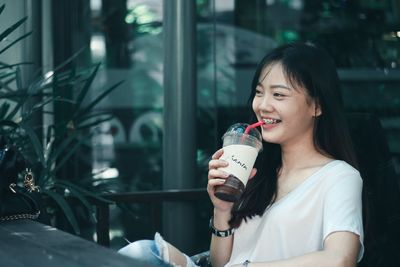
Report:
0,4,122,235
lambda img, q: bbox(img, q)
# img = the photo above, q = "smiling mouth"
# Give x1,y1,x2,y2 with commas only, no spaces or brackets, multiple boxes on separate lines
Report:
263,118,282,124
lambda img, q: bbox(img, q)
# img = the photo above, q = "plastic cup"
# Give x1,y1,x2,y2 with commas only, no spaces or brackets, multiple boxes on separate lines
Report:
214,123,263,202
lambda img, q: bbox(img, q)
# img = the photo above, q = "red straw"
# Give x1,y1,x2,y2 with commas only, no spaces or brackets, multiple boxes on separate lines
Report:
244,121,265,134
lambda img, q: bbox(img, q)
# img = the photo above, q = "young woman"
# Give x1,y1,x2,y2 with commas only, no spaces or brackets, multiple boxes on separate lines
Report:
208,42,363,267
119,42,364,267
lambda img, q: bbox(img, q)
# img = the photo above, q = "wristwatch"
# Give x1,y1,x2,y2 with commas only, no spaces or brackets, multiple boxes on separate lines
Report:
209,216,234,237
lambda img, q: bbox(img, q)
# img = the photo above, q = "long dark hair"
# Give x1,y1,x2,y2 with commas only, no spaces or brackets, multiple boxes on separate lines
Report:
229,42,358,228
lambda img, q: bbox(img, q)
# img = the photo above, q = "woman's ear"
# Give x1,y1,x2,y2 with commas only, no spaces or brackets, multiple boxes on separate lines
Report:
312,99,322,117
314,103,322,117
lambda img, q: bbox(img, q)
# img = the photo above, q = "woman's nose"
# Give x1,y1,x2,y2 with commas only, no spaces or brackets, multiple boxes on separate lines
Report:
257,95,274,112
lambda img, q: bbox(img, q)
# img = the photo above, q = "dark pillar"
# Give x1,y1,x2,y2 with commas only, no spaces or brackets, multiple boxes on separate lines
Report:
163,0,197,254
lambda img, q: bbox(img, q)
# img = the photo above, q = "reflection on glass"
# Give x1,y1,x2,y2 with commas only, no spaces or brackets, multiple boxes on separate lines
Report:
84,0,400,252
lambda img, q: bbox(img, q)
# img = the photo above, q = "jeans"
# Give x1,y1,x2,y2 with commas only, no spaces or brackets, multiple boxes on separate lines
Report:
118,233,199,267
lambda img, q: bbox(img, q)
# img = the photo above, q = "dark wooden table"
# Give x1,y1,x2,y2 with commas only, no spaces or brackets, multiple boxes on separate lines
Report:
0,219,141,267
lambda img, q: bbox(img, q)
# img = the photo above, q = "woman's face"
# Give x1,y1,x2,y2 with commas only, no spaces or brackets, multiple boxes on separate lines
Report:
252,63,320,147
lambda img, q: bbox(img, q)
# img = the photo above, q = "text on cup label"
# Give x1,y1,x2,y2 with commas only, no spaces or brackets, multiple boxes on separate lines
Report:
231,154,248,170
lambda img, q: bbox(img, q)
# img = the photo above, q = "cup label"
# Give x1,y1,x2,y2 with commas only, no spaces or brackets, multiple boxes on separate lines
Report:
218,144,258,185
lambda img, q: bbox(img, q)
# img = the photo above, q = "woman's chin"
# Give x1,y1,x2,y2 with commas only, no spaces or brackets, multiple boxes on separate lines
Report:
261,134,280,144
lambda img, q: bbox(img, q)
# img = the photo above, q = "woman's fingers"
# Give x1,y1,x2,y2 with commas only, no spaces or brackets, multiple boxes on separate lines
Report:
208,159,228,171
207,149,228,193
208,169,229,180
211,148,224,160
208,149,228,175
207,179,226,197
207,178,226,188
248,168,257,180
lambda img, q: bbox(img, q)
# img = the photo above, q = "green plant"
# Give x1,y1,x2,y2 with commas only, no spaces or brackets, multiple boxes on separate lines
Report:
0,4,122,234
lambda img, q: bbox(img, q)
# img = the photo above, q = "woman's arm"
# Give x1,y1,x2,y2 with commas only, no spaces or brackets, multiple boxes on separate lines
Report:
207,149,258,267
207,149,236,267
210,209,234,267
232,231,360,267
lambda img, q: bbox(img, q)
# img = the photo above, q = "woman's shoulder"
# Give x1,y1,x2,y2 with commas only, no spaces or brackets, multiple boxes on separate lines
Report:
328,160,360,174
322,160,363,188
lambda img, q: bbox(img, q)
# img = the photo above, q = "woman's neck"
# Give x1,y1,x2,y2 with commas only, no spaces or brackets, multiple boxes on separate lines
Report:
280,138,331,173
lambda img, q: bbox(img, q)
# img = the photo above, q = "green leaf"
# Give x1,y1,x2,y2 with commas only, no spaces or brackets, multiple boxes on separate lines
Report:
57,180,113,204
54,183,97,223
0,61,32,70
51,136,87,173
31,96,57,111
15,67,22,91
0,90,27,99
5,99,24,120
77,80,123,118
0,69,16,80
41,189,81,234
51,46,87,74
45,132,78,168
0,102,10,119
78,110,114,122
0,31,33,55
0,17,28,43
45,124,55,144
73,63,101,116
0,119,19,128
76,115,113,130
0,4,5,16
20,122,45,166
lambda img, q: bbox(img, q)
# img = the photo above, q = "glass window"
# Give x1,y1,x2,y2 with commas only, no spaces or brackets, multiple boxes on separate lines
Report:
88,0,165,247
43,0,400,253
205,0,400,166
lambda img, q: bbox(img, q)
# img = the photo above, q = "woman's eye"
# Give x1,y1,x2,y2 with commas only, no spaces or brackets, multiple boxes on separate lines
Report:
255,89,263,96
273,92,285,98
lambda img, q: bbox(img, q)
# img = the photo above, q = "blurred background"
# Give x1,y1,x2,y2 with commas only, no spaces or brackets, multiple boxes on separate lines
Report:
0,0,399,256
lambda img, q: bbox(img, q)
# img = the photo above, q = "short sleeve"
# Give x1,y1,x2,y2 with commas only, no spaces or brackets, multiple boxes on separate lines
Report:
323,169,364,262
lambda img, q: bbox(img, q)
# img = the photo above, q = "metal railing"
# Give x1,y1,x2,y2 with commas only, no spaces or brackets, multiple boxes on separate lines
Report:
93,188,209,247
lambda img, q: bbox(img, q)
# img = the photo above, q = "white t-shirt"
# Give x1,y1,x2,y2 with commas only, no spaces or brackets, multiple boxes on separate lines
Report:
226,160,364,266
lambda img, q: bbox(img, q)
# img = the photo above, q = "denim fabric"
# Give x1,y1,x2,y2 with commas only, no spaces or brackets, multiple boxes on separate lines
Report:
118,239,199,267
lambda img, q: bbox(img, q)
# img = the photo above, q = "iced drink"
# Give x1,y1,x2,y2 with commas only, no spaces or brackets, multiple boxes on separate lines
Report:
214,123,263,202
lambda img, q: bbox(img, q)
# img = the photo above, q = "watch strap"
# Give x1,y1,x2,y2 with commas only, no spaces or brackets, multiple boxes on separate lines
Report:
209,216,234,237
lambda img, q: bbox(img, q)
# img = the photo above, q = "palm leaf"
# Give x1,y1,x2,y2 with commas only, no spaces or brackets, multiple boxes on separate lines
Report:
0,31,32,55
73,63,101,116
0,119,19,128
0,78,17,92
20,122,45,165
0,61,33,70
0,4,5,16
54,183,97,223
15,66,22,91
0,17,28,43
77,110,114,121
41,189,80,234
76,115,113,130
0,69,16,80
5,99,24,120
51,46,87,74
51,136,88,173
0,102,10,119
0,90,28,99
45,132,78,168
31,96,57,112
77,80,123,118
57,180,113,204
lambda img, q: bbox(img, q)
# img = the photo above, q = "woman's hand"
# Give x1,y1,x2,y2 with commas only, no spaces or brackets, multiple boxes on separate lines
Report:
207,149,234,213
207,149,257,214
